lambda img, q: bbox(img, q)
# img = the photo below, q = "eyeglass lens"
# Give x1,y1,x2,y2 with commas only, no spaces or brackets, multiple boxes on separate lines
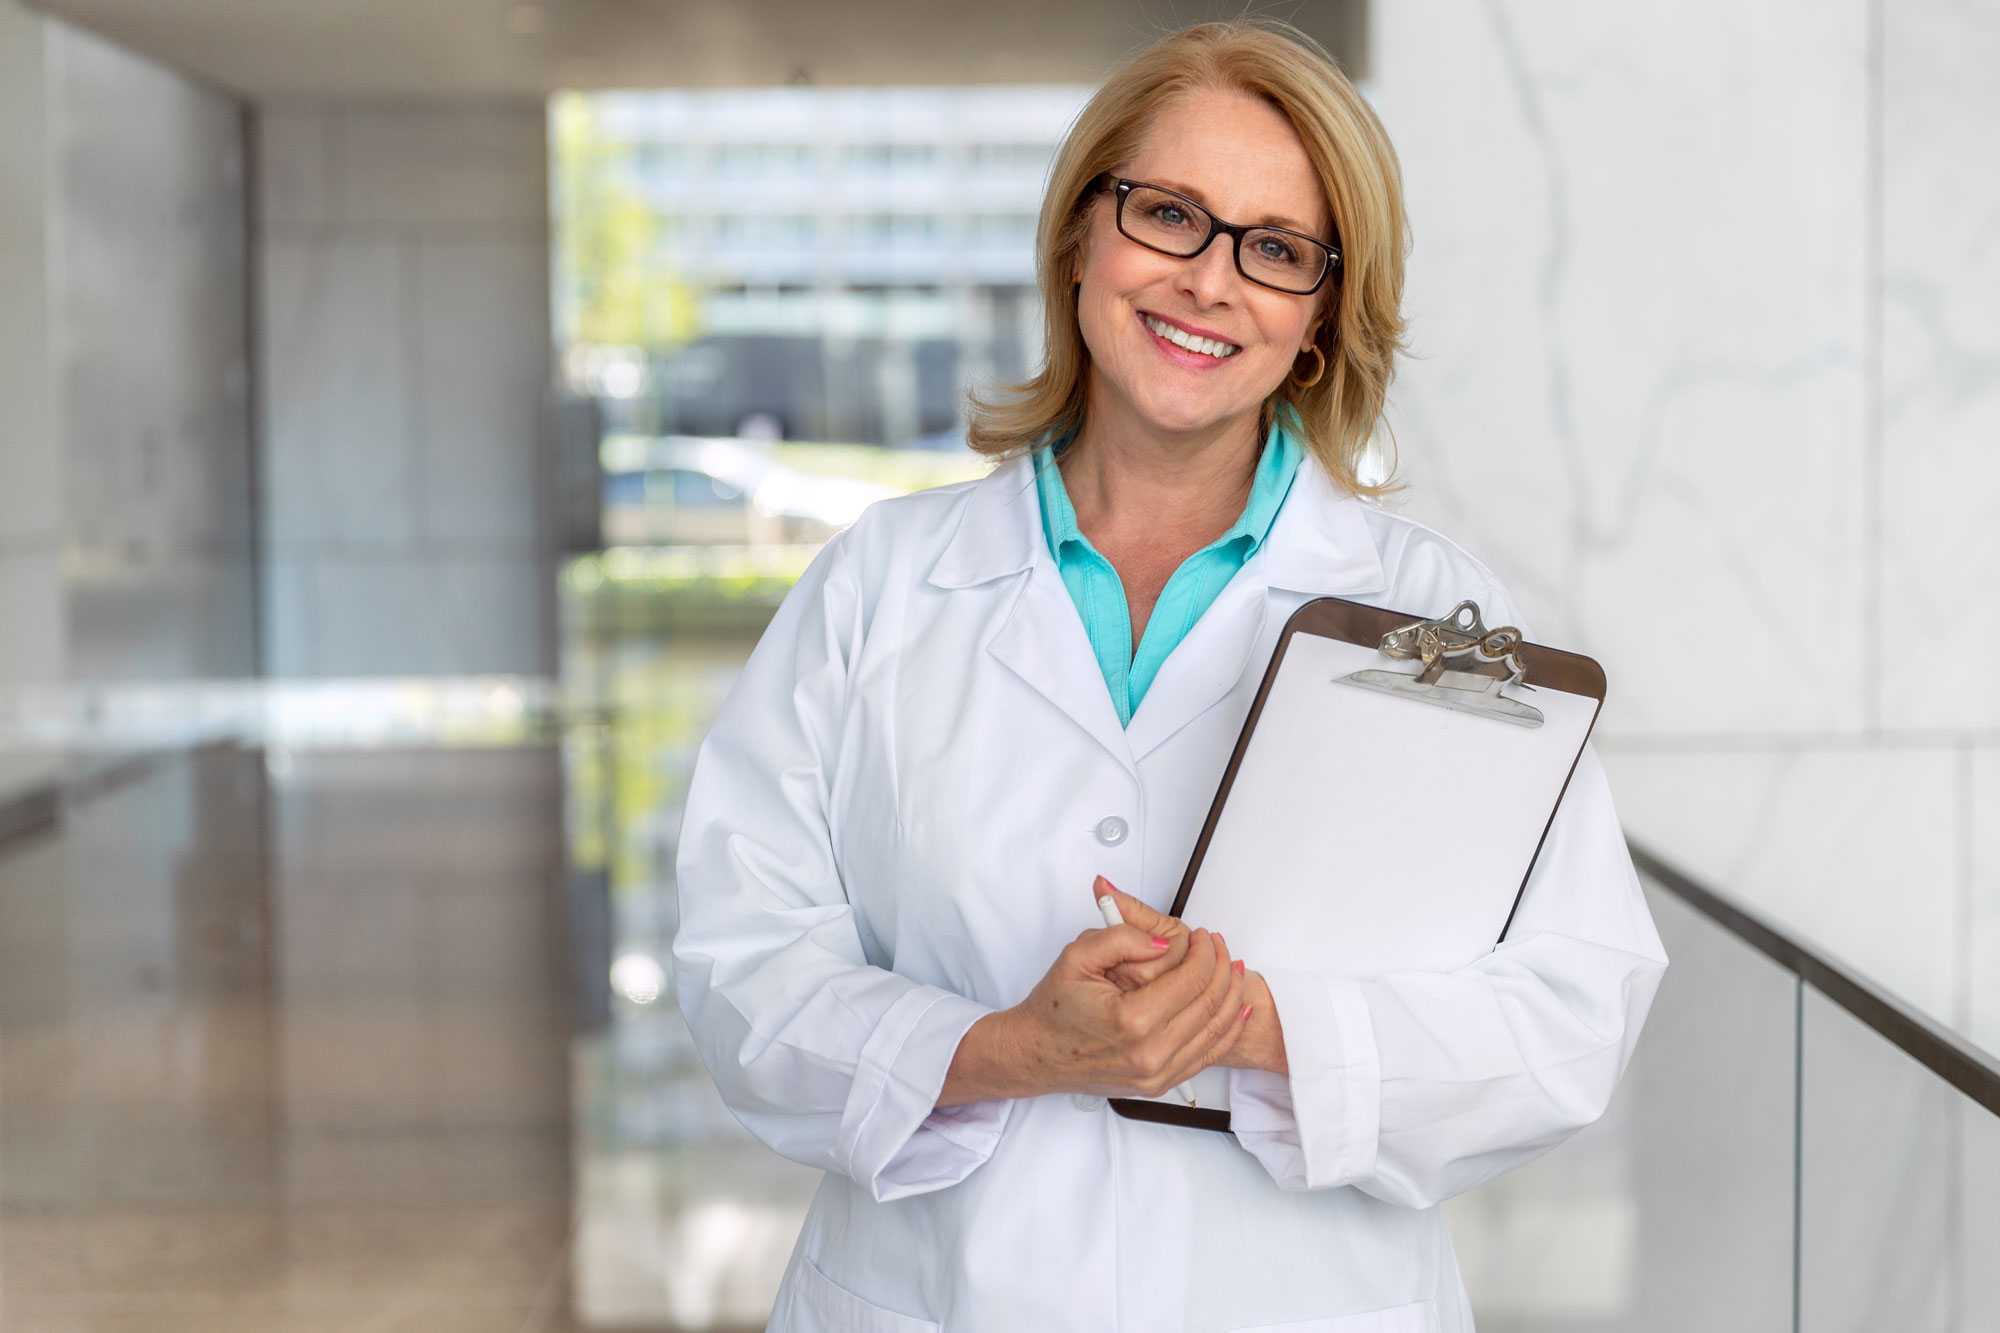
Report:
1118,183,1327,293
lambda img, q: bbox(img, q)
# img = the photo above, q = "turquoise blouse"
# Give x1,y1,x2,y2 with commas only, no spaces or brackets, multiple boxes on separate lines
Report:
1034,424,1302,726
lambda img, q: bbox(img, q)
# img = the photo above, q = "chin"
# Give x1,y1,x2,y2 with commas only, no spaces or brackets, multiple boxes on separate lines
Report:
1127,380,1258,438
1137,406,1230,436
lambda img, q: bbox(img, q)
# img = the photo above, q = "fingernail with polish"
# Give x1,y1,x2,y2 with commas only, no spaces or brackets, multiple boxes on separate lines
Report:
1232,959,1245,977
1149,935,1170,949
1239,1004,1254,1022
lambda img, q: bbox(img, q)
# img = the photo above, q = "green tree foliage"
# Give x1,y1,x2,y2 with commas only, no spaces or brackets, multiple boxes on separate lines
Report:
551,94,701,350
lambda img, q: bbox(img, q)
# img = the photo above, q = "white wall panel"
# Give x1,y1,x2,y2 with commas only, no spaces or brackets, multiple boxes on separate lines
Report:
1371,0,1870,740
253,106,334,229
294,553,541,677
50,19,255,680
0,4,252,686
0,3,61,685
256,104,552,677
259,237,415,549
0,225,59,554
1603,746,1960,1022
413,239,550,547
1972,749,2000,1053
1373,1,1997,1067
338,106,548,229
1878,0,2000,732
0,550,64,684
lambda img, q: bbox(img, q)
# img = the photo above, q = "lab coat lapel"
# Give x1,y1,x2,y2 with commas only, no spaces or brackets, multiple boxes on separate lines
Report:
1122,578,1269,762
928,456,1137,775
987,570,1137,773
1124,458,1389,763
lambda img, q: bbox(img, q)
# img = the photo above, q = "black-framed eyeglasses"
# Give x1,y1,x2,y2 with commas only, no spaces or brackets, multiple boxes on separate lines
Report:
1095,174,1340,296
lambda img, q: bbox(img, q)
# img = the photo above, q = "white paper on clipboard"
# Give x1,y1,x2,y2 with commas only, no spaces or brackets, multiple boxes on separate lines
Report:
1182,631,1601,979
1110,599,1606,1128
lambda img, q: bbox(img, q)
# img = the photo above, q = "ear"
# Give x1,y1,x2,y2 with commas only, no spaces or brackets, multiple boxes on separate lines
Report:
1299,319,1323,355
1069,217,1094,289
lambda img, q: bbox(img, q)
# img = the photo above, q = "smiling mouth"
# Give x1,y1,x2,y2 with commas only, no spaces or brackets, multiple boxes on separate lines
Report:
1143,314,1239,359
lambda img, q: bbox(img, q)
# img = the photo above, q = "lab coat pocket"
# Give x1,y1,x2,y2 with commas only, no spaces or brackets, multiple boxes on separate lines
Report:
779,1256,941,1333
1229,1299,1435,1333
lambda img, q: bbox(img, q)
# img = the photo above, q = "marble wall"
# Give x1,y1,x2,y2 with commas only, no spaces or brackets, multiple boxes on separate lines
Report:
1371,1,2000,1049
255,104,555,677
0,3,256,686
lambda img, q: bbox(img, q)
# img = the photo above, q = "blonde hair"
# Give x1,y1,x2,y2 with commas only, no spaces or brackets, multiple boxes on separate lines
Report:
965,20,1407,495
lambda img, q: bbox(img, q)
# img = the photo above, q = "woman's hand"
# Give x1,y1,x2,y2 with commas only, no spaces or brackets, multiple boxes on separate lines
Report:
1092,877,1289,1077
1092,877,1190,992
939,921,1251,1106
1211,967,1287,1075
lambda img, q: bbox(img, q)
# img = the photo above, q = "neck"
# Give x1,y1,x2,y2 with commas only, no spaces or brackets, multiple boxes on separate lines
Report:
1059,389,1266,547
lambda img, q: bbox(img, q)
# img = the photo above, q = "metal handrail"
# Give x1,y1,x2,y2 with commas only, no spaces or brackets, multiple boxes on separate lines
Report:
1629,838,2000,1118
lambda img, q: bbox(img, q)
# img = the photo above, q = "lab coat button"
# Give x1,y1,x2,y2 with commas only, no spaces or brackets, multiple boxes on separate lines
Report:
1072,1094,1106,1112
1094,816,1128,846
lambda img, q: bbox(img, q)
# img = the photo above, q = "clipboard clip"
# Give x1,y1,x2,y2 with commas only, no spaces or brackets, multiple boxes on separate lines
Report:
1337,601,1545,728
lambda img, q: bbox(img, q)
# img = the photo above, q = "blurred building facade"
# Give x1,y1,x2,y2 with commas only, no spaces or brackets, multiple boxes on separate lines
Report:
555,86,1082,447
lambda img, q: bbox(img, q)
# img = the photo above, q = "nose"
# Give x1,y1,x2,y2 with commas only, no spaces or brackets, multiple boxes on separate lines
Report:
1178,231,1241,308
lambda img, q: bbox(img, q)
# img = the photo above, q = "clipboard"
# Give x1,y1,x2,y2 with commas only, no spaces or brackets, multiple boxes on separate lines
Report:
1110,596,1607,1134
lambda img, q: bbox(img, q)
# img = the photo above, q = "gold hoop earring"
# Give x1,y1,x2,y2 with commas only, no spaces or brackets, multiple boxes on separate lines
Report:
1291,344,1326,389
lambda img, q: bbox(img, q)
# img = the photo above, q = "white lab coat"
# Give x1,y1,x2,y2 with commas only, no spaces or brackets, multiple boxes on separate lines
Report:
673,452,1666,1333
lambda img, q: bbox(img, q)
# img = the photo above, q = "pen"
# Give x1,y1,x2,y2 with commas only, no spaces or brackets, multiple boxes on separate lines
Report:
1097,892,1200,1107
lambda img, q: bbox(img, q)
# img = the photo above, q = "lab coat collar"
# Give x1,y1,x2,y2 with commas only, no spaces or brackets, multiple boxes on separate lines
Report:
926,449,1386,598
925,448,1389,769
926,455,1043,589
929,455,1132,769
1122,460,1387,759
1252,452,1389,599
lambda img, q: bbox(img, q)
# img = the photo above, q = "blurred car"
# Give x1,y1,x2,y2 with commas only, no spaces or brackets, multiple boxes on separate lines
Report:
599,435,899,546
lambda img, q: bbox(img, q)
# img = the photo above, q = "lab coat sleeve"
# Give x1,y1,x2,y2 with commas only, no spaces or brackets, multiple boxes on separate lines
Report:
1226,745,1666,1206
672,534,1010,1202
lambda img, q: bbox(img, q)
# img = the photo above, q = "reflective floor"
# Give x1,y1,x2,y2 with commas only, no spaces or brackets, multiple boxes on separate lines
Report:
561,631,821,1330
0,744,582,1331
0,657,821,1331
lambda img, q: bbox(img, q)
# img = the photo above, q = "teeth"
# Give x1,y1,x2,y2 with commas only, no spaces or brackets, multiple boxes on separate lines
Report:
1145,315,1237,358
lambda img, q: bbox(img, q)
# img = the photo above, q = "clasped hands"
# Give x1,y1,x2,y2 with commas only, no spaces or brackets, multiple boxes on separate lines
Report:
938,876,1286,1109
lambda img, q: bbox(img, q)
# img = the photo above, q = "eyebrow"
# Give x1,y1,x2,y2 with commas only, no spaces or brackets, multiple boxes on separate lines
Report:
1151,176,1325,238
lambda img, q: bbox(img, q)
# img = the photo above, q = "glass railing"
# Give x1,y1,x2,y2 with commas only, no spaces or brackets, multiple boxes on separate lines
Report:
1443,842,2000,1332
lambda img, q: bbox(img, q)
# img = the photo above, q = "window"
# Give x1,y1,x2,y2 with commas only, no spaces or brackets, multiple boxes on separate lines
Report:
844,214,940,249
769,215,816,247
631,143,687,182
972,214,1037,246
841,144,938,174
713,143,815,177
969,144,1049,173
844,214,895,249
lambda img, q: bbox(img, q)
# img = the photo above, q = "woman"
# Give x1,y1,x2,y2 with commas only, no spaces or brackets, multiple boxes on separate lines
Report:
674,21,1665,1333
